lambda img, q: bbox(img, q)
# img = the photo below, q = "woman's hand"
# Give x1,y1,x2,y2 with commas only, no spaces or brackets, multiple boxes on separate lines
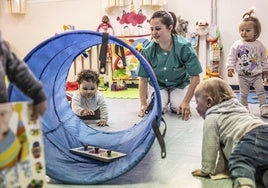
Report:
138,77,148,118
178,75,198,121
192,169,210,177
178,102,191,121
138,105,147,117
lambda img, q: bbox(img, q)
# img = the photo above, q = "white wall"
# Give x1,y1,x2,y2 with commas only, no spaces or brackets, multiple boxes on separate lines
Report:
218,0,268,84
0,0,103,57
167,0,268,84
1,0,267,84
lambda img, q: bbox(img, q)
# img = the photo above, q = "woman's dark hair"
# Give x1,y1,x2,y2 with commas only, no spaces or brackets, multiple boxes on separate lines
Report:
76,69,100,86
150,10,178,34
168,11,178,34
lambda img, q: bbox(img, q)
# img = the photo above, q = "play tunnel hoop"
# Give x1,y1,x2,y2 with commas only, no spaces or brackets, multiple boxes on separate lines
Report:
8,30,164,184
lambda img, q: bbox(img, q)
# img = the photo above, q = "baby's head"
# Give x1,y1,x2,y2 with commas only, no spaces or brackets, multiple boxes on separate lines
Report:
239,8,261,41
76,70,100,98
195,77,235,104
77,69,100,85
194,78,235,119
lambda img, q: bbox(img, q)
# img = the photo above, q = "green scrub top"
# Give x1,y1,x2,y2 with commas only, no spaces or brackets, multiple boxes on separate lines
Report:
137,34,203,89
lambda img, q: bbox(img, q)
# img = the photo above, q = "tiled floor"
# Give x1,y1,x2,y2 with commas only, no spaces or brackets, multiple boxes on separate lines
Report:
47,98,268,188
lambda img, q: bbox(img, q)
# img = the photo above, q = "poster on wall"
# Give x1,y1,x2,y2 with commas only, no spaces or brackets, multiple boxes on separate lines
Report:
0,102,46,188
112,34,151,80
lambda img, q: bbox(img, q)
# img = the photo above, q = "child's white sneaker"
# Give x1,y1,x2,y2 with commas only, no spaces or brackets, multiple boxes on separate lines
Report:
260,104,268,118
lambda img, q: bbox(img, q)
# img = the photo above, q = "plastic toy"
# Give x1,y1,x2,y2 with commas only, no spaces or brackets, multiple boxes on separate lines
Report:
206,29,222,78
70,144,126,162
111,80,127,91
97,15,114,35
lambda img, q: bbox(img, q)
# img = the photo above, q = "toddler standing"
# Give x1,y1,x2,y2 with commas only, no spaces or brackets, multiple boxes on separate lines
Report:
227,8,268,117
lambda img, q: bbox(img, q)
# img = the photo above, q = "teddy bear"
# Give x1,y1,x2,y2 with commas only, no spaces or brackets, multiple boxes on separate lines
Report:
196,19,209,36
176,16,188,37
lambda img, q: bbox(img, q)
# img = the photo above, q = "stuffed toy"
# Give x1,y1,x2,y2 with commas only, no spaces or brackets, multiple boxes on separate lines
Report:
97,15,114,35
176,16,188,37
196,19,209,36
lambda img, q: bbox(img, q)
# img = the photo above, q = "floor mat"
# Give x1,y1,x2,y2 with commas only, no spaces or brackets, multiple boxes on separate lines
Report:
101,88,139,99
235,91,268,104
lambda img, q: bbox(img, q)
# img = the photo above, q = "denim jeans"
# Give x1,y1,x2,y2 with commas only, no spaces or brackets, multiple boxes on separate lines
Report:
229,125,268,188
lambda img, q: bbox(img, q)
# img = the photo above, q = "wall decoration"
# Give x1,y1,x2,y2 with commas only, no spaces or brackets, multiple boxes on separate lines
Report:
102,0,130,13
139,0,167,9
98,0,166,83
8,0,26,14
111,34,151,80
116,9,147,27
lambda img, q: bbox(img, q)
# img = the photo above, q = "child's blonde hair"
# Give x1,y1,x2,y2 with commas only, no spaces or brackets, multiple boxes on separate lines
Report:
195,77,236,104
241,8,261,40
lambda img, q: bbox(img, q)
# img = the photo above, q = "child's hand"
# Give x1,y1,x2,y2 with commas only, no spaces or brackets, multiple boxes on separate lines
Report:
262,71,268,82
81,109,94,116
32,101,47,120
192,169,210,177
97,120,107,127
227,69,234,77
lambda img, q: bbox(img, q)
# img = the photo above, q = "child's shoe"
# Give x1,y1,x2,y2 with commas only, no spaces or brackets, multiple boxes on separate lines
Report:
260,104,268,118
263,169,268,188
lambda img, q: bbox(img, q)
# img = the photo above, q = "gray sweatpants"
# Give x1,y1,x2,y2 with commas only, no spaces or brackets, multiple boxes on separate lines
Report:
238,74,266,107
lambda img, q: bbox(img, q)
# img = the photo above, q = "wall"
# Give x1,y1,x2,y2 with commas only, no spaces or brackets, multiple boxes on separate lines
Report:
1,0,267,84
218,0,267,84
0,0,103,57
167,0,268,84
